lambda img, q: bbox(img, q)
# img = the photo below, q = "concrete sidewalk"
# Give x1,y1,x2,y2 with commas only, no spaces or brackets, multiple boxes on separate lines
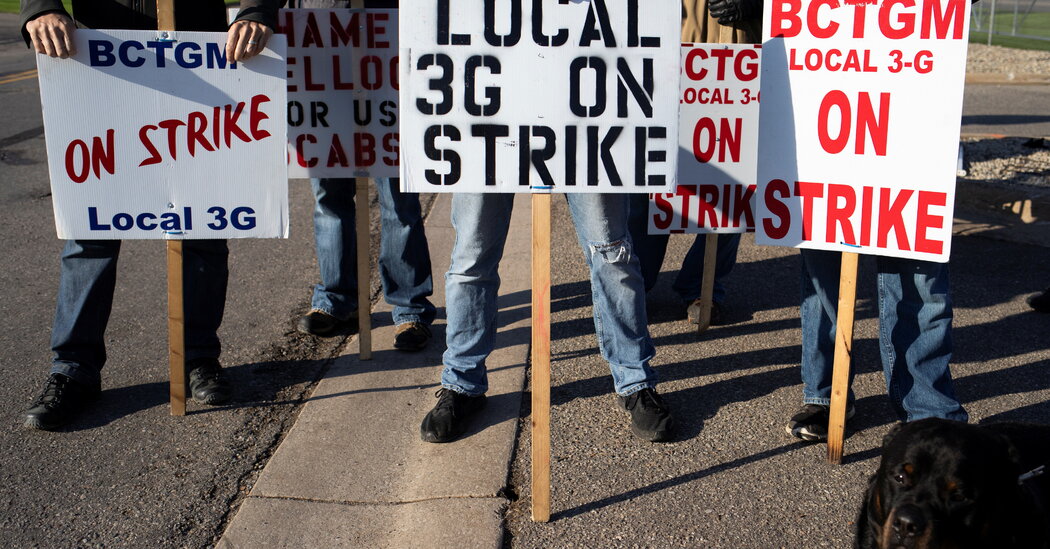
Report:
219,194,532,549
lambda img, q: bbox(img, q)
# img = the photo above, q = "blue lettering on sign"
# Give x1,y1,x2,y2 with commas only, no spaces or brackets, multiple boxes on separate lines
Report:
84,206,269,233
87,39,237,69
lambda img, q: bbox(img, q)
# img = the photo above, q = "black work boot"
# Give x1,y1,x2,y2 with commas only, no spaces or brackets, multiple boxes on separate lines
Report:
24,373,100,431
420,388,486,443
618,388,674,442
187,358,231,405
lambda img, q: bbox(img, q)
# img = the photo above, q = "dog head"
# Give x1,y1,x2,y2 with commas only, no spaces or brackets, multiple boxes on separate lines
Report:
855,418,1031,549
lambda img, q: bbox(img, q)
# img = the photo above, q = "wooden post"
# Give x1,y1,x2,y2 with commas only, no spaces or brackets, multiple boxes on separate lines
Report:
356,179,372,360
156,0,186,416
696,233,719,333
167,241,186,416
531,193,552,523
827,252,859,464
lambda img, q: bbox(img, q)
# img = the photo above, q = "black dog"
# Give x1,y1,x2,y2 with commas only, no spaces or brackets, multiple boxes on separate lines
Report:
856,418,1050,549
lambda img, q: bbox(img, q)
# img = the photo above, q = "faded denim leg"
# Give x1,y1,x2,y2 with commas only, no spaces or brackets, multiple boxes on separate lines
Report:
309,177,358,320
376,178,436,326
440,194,515,396
876,257,967,422
566,193,657,396
799,248,856,407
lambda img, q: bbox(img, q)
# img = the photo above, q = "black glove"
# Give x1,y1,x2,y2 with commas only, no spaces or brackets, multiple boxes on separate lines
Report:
707,0,763,25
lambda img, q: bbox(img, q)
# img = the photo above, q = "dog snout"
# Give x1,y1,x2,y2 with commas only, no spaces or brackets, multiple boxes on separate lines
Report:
892,504,927,539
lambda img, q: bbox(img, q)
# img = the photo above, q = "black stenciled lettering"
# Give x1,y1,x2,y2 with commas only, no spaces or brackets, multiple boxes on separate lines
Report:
569,57,607,118
617,57,653,118
379,100,397,127
627,0,661,47
424,124,461,185
518,126,557,188
353,100,372,125
564,125,577,186
437,0,470,45
580,0,615,47
415,54,454,115
646,126,667,187
471,124,509,186
532,0,568,46
587,126,622,186
484,0,522,47
465,55,502,116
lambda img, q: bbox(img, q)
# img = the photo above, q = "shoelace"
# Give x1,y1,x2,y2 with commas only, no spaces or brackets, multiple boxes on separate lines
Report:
35,376,66,407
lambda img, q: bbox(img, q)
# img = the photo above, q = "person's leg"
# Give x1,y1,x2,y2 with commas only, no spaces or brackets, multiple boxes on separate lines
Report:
423,193,513,442
300,177,359,336
566,193,671,441
876,257,967,422
787,249,856,441
626,193,669,292
440,193,516,396
673,232,741,302
676,232,741,324
566,193,657,395
182,239,231,405
49,239,121,388
28,240,118,429
375,178,437,350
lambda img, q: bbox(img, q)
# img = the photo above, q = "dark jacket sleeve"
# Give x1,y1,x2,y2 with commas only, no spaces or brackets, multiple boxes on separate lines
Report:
232,0,286,30
19,0,69,47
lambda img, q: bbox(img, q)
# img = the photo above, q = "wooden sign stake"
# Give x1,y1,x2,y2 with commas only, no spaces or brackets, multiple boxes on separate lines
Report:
696,233,719,333
531,193,552,522
356,179,373,360
156,0,186,417
827,251,859,464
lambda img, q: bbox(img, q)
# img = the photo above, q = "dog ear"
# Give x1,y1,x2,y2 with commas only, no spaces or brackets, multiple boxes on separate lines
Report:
882,422,904,449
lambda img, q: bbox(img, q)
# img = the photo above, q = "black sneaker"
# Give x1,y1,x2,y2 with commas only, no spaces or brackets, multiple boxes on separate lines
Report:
785,403,856,442
24,373,100,431
618,388,674,442
420,388,486,443
1028,287,1050,313
188,358,231,405
394,322,431,352
686,299,728,326
297,310,359,337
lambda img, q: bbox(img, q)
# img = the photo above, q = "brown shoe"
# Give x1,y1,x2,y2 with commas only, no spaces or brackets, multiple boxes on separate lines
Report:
394,322,431,352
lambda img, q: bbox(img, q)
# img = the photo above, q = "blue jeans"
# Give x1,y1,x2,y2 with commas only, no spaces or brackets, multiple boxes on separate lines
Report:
441,193,657,397
50,239,228,388
309,177,436,326
799,249,967,422
626,194,740,303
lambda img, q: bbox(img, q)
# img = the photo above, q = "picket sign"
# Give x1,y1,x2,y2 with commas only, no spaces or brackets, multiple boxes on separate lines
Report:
757,0,971,460
650,43,761,332
400,0,679,521
35,7,288,413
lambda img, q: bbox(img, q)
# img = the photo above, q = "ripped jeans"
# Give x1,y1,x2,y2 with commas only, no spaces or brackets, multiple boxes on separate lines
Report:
441,193,657,396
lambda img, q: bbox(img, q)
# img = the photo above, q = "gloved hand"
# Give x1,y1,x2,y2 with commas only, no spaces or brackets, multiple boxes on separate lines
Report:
707,0,763,25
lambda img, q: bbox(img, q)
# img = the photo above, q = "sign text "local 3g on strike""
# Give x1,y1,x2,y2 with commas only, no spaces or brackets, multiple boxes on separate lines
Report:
399,0,680,193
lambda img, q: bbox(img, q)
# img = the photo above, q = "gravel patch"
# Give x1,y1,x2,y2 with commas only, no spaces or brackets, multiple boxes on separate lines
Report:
967,43,1050,75
962,136,1050,187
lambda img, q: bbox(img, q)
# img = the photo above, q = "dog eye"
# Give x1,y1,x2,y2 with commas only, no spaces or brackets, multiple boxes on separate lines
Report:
950,490,969,503
893,473,906,484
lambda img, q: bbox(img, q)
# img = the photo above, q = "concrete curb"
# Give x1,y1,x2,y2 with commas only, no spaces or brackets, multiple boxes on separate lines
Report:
217,193,534,548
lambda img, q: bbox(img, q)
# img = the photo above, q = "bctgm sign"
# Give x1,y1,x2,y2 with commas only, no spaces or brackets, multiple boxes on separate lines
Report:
37,30,289,239
400,0,680,193
650,43,761,235
756,0,970,262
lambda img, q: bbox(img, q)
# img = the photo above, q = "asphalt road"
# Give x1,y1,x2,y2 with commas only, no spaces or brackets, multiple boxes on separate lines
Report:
963,83,1050,137
0,14,409,548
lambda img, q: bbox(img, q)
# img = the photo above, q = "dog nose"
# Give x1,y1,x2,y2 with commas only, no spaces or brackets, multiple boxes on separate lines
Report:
892,505,927,538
